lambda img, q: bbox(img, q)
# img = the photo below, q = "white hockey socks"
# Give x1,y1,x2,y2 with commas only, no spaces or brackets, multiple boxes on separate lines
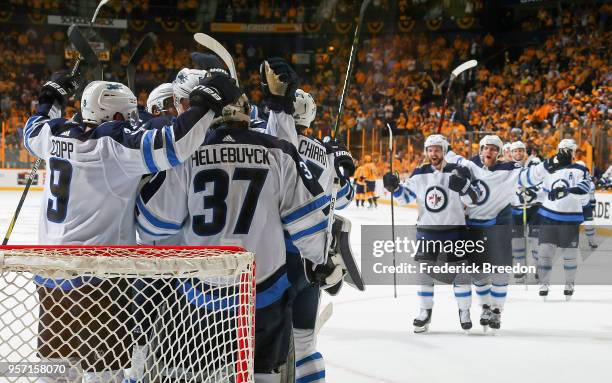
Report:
490,274,509,311
294,328,325,383
561,247,578,284
511,237,527,266
473,277,491,307
537,243,556,285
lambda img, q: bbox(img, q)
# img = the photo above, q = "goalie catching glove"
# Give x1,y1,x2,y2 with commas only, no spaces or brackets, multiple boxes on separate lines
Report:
260,57,299,114
39,69,84,108
189,74,242,115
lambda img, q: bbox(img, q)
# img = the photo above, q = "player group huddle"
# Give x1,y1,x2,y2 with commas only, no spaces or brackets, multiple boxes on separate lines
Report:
24,53,360,382
382,132,598,333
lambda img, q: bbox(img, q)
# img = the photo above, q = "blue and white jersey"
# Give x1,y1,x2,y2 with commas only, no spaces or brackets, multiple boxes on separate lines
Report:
511,158,546,216
446,151,544,225
393,162,468,227
136,126,328,283
530,163,591,223
264,111,354,210
24,101,215,244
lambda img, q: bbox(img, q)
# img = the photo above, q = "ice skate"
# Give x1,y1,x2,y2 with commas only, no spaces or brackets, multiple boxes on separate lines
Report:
459,309,472,332
480,304,492,331
564,283,574,301
413,308,432,333
488,308,501,331
539,284,549,300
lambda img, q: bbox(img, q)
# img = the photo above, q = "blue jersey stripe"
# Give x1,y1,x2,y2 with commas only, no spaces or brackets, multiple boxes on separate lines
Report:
179,281,236,311
136,221,170,237
537,208,583,222
136,197,182,230
256,273,291,309
142,130,159,173
290,220,328,242
163,126,180,167
282,195,330,224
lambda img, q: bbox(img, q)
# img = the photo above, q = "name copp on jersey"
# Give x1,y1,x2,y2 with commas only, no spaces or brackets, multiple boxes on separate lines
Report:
446,151,544,225
24,102,215,244
523,163,590,223
136,126,328,283
393,163,468,226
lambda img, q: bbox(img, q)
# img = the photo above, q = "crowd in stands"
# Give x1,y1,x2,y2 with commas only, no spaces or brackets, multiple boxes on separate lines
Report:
0,3,609,181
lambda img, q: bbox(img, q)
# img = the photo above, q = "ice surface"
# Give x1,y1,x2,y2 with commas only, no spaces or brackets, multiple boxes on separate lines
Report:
1,191,611,382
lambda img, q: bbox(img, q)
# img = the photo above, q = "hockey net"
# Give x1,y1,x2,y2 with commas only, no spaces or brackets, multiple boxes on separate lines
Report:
0,245,255,382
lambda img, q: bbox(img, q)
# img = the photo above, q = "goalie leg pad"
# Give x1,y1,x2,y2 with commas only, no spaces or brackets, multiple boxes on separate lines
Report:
330,215,365,291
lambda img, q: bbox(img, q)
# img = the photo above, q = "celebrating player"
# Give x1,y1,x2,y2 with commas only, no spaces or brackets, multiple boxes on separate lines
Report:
383,134,479,332
23,67,240,381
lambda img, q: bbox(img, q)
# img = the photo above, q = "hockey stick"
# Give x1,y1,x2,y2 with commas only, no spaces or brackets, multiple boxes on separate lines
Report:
332,0,371,137
2,3,108,245
314,302,334,336
127,33,156,92
436,59,477,133
387,123,398,298
193,33,239,86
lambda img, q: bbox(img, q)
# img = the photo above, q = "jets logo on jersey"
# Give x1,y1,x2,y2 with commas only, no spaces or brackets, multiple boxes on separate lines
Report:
517,186,538,204
551,179,570,191
424,186,448,212
473,179,490,206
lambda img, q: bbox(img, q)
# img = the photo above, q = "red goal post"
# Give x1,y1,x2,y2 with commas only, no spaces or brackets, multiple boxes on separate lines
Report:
0,245,256,382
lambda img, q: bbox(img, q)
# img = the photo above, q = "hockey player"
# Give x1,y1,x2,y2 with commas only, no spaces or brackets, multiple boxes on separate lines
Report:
23,68,241,381
259,57,356,382
528,140,592,300
136,65,340,382
146,82,176,117
363,155,379,208
509,141,544,283
383,134,479,332
576,160,598,250
353,163,367,207
502,142,512,162
445,135,571,330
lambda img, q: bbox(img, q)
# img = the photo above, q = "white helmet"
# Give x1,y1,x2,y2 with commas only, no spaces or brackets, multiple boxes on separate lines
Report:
479,135,504,154
293,89,316,128
172,68,209,114
81,81,137,125
558,138,577,152
424,134,449,153
146,83,173,114
510,141,526,151
503,142,512,152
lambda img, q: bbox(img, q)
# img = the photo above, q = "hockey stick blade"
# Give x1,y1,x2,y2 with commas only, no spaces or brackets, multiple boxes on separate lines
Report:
91,0,110,25
450,59,478,80
193,33,238,85
127,33,156,92
67,25,101,81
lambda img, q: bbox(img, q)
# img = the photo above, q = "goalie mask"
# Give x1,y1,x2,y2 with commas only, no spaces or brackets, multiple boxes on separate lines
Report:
172,68,208,115
213,93,251,127
293,89,316,128
146,83,174,115
81,81,137,125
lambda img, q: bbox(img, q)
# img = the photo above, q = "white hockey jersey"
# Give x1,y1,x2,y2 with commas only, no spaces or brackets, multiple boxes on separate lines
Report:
393,162,469,227
136,126,328,284
445,151,544,225
511,157,546,214
523,163,590,223
24,101,215,244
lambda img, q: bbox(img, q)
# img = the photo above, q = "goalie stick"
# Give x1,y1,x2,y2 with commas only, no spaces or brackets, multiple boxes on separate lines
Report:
2,2,109,245
332,0,371,136
193,33,239,85
436,59,478,133
127,33,156,92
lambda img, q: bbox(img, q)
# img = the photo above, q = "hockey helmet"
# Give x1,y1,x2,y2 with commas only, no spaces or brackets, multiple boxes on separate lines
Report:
293,89,317,128
81,81,137,125
146,83,174,114
479,135,504,155
172,68,209,114
424,134,449,154
558,138,577,152
510,141,526,151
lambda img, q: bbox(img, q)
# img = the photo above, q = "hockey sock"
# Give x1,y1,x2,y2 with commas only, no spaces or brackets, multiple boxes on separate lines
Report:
561,247,578,284
585,223,596,245
453,284,472,310
537,243,556,285
528,236,539,264
417,272,434,309
473,277,491,307
490,273,509,311
511,237,527,267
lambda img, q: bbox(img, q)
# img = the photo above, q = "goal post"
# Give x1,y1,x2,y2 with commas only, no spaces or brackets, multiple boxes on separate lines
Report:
0,245,256,382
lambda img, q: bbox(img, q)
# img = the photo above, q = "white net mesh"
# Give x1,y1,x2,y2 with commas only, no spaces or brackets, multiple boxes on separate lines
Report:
0,246,255,382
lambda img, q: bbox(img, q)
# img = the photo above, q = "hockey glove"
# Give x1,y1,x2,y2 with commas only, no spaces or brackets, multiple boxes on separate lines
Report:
305,256,345,290
548,186,569,201
260,57,299,114
189,74,242,115
190,52,230,77
543,148,572,173
454,165,472,180
448,173,471,195
38,69,83,107
383,172,400,193
321,137,355,181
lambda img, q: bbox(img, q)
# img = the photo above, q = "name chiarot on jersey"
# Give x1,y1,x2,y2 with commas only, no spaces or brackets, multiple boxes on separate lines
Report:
298,139,327,166
191,145,271,167
49,139,74,159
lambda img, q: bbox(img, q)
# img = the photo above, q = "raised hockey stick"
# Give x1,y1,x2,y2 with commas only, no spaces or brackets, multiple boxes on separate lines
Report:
387,123,398,298
193,33,239,86
332,0,371,137
127,33,156,92
2,3,108,245
436,59,477,133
